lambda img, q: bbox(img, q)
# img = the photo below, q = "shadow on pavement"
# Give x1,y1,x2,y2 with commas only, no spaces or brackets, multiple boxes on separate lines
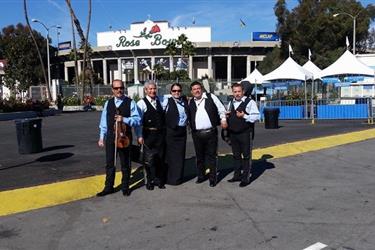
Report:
42,145,74,152
0,153,75,171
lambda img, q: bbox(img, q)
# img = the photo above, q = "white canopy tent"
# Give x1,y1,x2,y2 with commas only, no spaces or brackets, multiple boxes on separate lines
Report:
303,60,321,79
263,56,313,81
318,50,374,78
241,68,264,84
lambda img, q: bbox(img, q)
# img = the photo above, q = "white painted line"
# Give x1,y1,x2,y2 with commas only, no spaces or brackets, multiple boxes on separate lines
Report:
302,242,328,250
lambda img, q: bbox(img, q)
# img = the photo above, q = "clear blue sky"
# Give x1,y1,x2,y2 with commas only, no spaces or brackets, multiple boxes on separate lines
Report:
1,0,374,47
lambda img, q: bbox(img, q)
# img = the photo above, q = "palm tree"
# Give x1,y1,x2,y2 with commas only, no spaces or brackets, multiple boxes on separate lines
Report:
165,34,195,72
65,0,94,102
23,0,52,102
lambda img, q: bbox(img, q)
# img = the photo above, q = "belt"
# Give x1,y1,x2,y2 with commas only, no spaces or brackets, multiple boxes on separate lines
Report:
144,127,159,131
194,127,216,134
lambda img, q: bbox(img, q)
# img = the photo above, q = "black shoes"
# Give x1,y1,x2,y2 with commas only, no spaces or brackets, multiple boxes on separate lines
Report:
146,182,154,190
96,188,114,197
227,176,242,183
209,179,217,187
122,189,131,196
239,180,250,187
196,176,207,184
158,183,166,189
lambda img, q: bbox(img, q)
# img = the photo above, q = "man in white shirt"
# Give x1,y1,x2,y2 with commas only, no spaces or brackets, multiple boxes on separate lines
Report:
226,83,260,187
136,80,166,190
188,81,227,187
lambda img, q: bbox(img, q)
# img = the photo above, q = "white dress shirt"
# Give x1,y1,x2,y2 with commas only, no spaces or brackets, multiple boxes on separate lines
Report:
227,96,260,123
194,92,226,130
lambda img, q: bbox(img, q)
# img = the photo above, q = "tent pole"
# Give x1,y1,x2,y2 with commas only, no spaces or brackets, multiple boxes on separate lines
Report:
304,79,307,119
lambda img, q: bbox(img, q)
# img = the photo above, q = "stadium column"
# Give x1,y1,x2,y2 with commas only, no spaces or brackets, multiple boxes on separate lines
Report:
227,55,232,84
207,55,212,78
103,59,108,85
189,55,193,79
134,57,139,84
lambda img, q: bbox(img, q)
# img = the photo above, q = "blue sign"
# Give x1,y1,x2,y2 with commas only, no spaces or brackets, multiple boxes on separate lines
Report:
252,32,280,42
322,77,340,84
344,76,364,82
58,41,71,50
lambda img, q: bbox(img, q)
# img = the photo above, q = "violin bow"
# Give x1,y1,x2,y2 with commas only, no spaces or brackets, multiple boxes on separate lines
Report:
114,119,118,168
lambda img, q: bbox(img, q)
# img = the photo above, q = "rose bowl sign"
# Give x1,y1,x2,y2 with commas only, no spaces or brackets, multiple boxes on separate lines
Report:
97,20,211,51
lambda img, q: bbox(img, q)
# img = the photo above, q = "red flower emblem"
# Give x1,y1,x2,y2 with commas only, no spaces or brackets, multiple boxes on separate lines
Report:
150,24,160,34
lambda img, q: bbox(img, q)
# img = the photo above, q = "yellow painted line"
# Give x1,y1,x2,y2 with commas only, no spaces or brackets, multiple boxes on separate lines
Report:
252,128,375,160
1,128,375,217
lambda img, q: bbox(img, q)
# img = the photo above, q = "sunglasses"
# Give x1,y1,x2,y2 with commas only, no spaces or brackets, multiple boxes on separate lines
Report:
112,87,124,90
171,89,182,93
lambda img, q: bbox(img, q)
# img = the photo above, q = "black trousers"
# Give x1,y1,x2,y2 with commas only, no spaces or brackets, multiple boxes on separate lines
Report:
166,126,187,185
191,128,218,181
143,129,165,184
229,128,253,181
105,136,131,191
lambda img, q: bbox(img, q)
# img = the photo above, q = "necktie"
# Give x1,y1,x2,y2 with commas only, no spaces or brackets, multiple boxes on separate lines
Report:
151,99,156,109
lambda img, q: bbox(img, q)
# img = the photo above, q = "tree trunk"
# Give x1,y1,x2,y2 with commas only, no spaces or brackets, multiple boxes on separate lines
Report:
23,0,52,102
70,14,80,100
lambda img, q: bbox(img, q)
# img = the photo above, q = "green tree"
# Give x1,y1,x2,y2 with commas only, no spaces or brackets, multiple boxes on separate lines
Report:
259,0,375,73
165,33,195,77
0,23,49,94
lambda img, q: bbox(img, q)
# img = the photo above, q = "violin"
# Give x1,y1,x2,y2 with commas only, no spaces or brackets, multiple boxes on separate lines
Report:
114,110,130,149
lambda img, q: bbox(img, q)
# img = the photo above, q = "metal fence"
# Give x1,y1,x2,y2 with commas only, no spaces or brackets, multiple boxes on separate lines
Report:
259,98,374,123
60,85,112,98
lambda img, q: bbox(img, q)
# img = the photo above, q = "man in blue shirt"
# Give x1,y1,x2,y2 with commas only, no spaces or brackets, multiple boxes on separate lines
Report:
97,79,141,197
226,83,260,187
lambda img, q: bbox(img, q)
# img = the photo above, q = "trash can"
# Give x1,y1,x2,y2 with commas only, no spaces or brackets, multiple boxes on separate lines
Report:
264,107,280,129
15,118,43,154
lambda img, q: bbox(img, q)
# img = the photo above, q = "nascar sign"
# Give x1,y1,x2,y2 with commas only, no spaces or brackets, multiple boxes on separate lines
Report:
252,32,280,42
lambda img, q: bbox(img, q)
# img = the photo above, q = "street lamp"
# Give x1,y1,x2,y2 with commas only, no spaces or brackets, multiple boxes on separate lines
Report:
32,19,61,88
333,5,372,55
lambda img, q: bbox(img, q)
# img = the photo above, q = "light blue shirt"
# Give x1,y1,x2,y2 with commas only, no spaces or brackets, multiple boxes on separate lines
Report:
162,95,188,127
99,96,141,140
228,96,260,123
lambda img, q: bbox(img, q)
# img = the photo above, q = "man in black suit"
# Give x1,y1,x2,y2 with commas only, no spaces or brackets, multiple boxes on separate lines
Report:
188,81,227,187
97,79,141,197
136,80,166,190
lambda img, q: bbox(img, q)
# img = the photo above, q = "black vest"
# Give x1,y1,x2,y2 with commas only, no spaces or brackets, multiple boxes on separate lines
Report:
165,96,188,129
142,97,164,129
188,93,220,131
106,97,132,138
227,98,254,133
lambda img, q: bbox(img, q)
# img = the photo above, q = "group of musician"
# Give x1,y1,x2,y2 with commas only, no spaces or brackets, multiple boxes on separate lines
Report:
97,79,260,197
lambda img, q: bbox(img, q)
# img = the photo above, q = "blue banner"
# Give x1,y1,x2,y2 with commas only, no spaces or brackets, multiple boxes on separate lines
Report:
322,77,340,84
344,76,364,82
252,32,280,41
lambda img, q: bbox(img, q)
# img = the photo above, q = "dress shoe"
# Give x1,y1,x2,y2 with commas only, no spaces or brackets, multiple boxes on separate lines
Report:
209,181,216,187
96,188,114,197
122,189,131,196
195,176,207,184
146,182,154,190
158,183,166,189
227,176,242,183
239,180,250,187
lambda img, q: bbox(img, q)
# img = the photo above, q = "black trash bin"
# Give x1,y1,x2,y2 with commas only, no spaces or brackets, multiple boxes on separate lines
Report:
15,118,43,154
264,107,280,129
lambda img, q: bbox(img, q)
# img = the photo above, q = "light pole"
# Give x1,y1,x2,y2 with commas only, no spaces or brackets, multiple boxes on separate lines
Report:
333,5,372,55
32,19,61,88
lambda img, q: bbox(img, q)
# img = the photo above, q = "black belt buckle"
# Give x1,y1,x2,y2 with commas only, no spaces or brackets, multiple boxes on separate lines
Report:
196,127,215,134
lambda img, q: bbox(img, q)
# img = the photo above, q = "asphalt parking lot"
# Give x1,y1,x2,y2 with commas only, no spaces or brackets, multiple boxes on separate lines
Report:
0,111,372,191
0,134,374,250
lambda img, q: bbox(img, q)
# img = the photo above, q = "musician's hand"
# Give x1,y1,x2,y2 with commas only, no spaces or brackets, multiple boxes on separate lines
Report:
98,139,104,147
137,137,144,145
221,120,228,129
115,115,123,122
236,111,245,118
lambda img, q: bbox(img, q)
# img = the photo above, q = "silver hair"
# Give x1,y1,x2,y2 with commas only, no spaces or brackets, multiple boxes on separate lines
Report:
144,80,156,89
